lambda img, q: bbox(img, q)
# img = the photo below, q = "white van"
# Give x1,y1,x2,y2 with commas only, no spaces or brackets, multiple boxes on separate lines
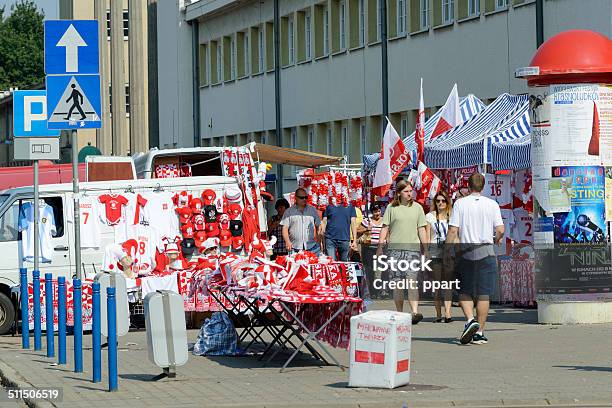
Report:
0,175,266,335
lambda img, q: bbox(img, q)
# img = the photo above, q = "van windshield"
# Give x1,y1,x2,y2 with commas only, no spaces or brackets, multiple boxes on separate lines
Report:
0,194,8,207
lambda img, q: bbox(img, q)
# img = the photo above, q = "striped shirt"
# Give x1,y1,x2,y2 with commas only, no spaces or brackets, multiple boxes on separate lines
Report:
361,218,383,245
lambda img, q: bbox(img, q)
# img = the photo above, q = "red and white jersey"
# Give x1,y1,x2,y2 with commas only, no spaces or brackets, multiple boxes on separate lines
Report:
99,194,129,225
483,174,512,210
79,197,102,248
18,202,57,263
513,169,533,213
131,224,162,276
495,209,515,256
141,192,180,240
512,209,533,244
114,193,148,243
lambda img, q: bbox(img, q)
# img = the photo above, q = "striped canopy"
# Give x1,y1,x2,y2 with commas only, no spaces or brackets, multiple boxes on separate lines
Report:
362,94,486,172
424,94,530,169
491,134,531,170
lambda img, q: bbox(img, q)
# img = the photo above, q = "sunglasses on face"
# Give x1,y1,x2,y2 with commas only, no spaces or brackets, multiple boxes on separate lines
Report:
436,199,446,203
296,195,308,200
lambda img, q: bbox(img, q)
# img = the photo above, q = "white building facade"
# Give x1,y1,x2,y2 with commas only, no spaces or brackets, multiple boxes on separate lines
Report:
158,0,611,183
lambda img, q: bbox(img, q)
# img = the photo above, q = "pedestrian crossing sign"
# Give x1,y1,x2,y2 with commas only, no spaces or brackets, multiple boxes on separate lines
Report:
46,74,101,129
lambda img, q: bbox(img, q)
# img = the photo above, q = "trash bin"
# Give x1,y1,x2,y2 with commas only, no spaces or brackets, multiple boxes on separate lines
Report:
349,310,411,389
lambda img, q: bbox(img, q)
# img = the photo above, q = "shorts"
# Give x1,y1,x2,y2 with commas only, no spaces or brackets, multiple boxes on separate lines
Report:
386,249,421,281
456,256,498,299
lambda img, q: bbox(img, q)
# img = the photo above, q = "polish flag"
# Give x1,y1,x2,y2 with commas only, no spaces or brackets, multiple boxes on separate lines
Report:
588,101,600,156
372,122,411,197
431,84,461,140
414,161,442,205
416,78,425,163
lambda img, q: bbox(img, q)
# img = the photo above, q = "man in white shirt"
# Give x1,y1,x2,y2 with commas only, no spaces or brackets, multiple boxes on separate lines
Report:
445,173,504,345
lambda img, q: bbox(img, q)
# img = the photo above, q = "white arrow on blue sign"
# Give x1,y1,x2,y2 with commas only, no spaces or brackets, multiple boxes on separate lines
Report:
44,20,99,75
12,90,61,137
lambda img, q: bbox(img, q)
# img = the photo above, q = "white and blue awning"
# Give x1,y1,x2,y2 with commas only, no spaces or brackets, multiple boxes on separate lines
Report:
490,133,531,170
363,94,486,172
424,93,530,169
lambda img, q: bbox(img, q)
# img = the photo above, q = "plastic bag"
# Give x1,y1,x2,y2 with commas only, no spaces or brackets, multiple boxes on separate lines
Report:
192,312,237,356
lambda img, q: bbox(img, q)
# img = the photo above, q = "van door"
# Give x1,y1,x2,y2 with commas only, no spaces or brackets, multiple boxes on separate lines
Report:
0,195,73,287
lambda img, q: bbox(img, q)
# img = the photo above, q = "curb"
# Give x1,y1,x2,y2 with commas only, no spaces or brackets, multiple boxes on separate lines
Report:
0,359,57,408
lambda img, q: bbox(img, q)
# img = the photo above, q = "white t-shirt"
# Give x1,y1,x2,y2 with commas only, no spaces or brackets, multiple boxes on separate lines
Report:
449,194,504,260
114,193,148,243
425,212,449,258
78,197,102,248
483,174,512,210
19,202,57,263
141,192,179,241
512,209,533,244
496,209,515,256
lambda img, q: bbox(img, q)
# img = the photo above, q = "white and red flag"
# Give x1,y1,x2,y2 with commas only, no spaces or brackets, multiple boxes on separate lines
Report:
414,161,442,205
372,121,410,197
431,83,461,140
416,78,425,163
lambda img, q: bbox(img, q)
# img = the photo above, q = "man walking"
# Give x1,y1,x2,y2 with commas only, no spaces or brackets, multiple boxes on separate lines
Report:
320,202,357,261
445,173,504,344
281,188,322,254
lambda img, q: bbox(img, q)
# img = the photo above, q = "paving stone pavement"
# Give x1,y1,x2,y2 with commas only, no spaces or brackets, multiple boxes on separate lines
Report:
1,301,612,408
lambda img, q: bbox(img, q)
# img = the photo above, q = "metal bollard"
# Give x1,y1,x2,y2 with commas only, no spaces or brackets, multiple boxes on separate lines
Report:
44,273,54,358
57,277,67,365
107,287,118,392
20,268,29,349
92,282,101,383
33,270,41,351
73,279,83,373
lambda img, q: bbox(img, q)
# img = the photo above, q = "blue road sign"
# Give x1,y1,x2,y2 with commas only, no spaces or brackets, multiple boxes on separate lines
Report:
12,91,61,137
46,75,102,129
45,20,99,75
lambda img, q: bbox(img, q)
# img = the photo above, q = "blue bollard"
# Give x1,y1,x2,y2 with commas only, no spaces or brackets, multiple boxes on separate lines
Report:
107,287,117,392
92,282,101,383
33,270,41,351
57,277,66,365
73,279,83,373
44,273,54,358
20,268,29,349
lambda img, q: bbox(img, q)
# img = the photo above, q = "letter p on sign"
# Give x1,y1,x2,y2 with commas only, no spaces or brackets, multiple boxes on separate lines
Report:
12,90,60,137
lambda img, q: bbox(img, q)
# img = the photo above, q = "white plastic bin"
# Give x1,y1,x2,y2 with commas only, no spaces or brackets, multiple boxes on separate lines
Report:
348,310,412,388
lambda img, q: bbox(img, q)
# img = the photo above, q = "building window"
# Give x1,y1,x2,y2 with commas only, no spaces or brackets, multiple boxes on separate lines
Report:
243,32,250,76
376,0,382,41
327,128,332,155
305,11,312,60
323,6,329,55
496,0,508,10
231,37,236,79
442,0,454,24
307,127,314,151
420,0,429,29
261,133,267,145
339,0,346,49
397,0,406,35
468,0,480,15
216,43,222,82
341,126,348,157
400,114,408,138
106,10,129,38
288,15,295,64
360,121,366,155
108,84,130,115
358,0,365,45
198,44,208,86
259,28,265,72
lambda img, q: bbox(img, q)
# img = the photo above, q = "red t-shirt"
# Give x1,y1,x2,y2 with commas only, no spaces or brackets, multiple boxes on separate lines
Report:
99,194,129,225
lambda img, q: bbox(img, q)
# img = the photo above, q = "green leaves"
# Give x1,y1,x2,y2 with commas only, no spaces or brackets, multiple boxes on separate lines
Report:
0,0,45,90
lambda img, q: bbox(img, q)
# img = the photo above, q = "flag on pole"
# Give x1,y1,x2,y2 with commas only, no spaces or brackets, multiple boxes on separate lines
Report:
414,161,442,205
372,121,410,197
431,83,461,140
416,78,425,163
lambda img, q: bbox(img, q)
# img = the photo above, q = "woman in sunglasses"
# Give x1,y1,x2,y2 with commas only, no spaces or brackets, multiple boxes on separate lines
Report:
425,191,454,323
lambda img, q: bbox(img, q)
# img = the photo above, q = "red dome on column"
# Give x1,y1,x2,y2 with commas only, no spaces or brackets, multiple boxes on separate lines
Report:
525,30,612,86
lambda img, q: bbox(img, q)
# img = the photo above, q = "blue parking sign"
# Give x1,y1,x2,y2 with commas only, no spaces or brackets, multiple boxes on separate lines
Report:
12,91,61,137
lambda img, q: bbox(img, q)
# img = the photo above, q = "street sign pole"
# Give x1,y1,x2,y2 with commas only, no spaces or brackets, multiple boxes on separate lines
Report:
71,129,82,280
33,160,39,274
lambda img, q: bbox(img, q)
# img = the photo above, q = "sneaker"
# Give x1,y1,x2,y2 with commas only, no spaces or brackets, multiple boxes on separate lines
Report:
460,319,480,344
472,333,488,344
412,313,423,325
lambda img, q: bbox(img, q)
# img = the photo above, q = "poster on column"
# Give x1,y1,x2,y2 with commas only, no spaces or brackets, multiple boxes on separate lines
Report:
606,168,612,221
598,85,612,165
552,166,606,244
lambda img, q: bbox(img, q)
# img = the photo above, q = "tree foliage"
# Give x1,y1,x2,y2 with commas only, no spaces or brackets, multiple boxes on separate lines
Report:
0,1,45,90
